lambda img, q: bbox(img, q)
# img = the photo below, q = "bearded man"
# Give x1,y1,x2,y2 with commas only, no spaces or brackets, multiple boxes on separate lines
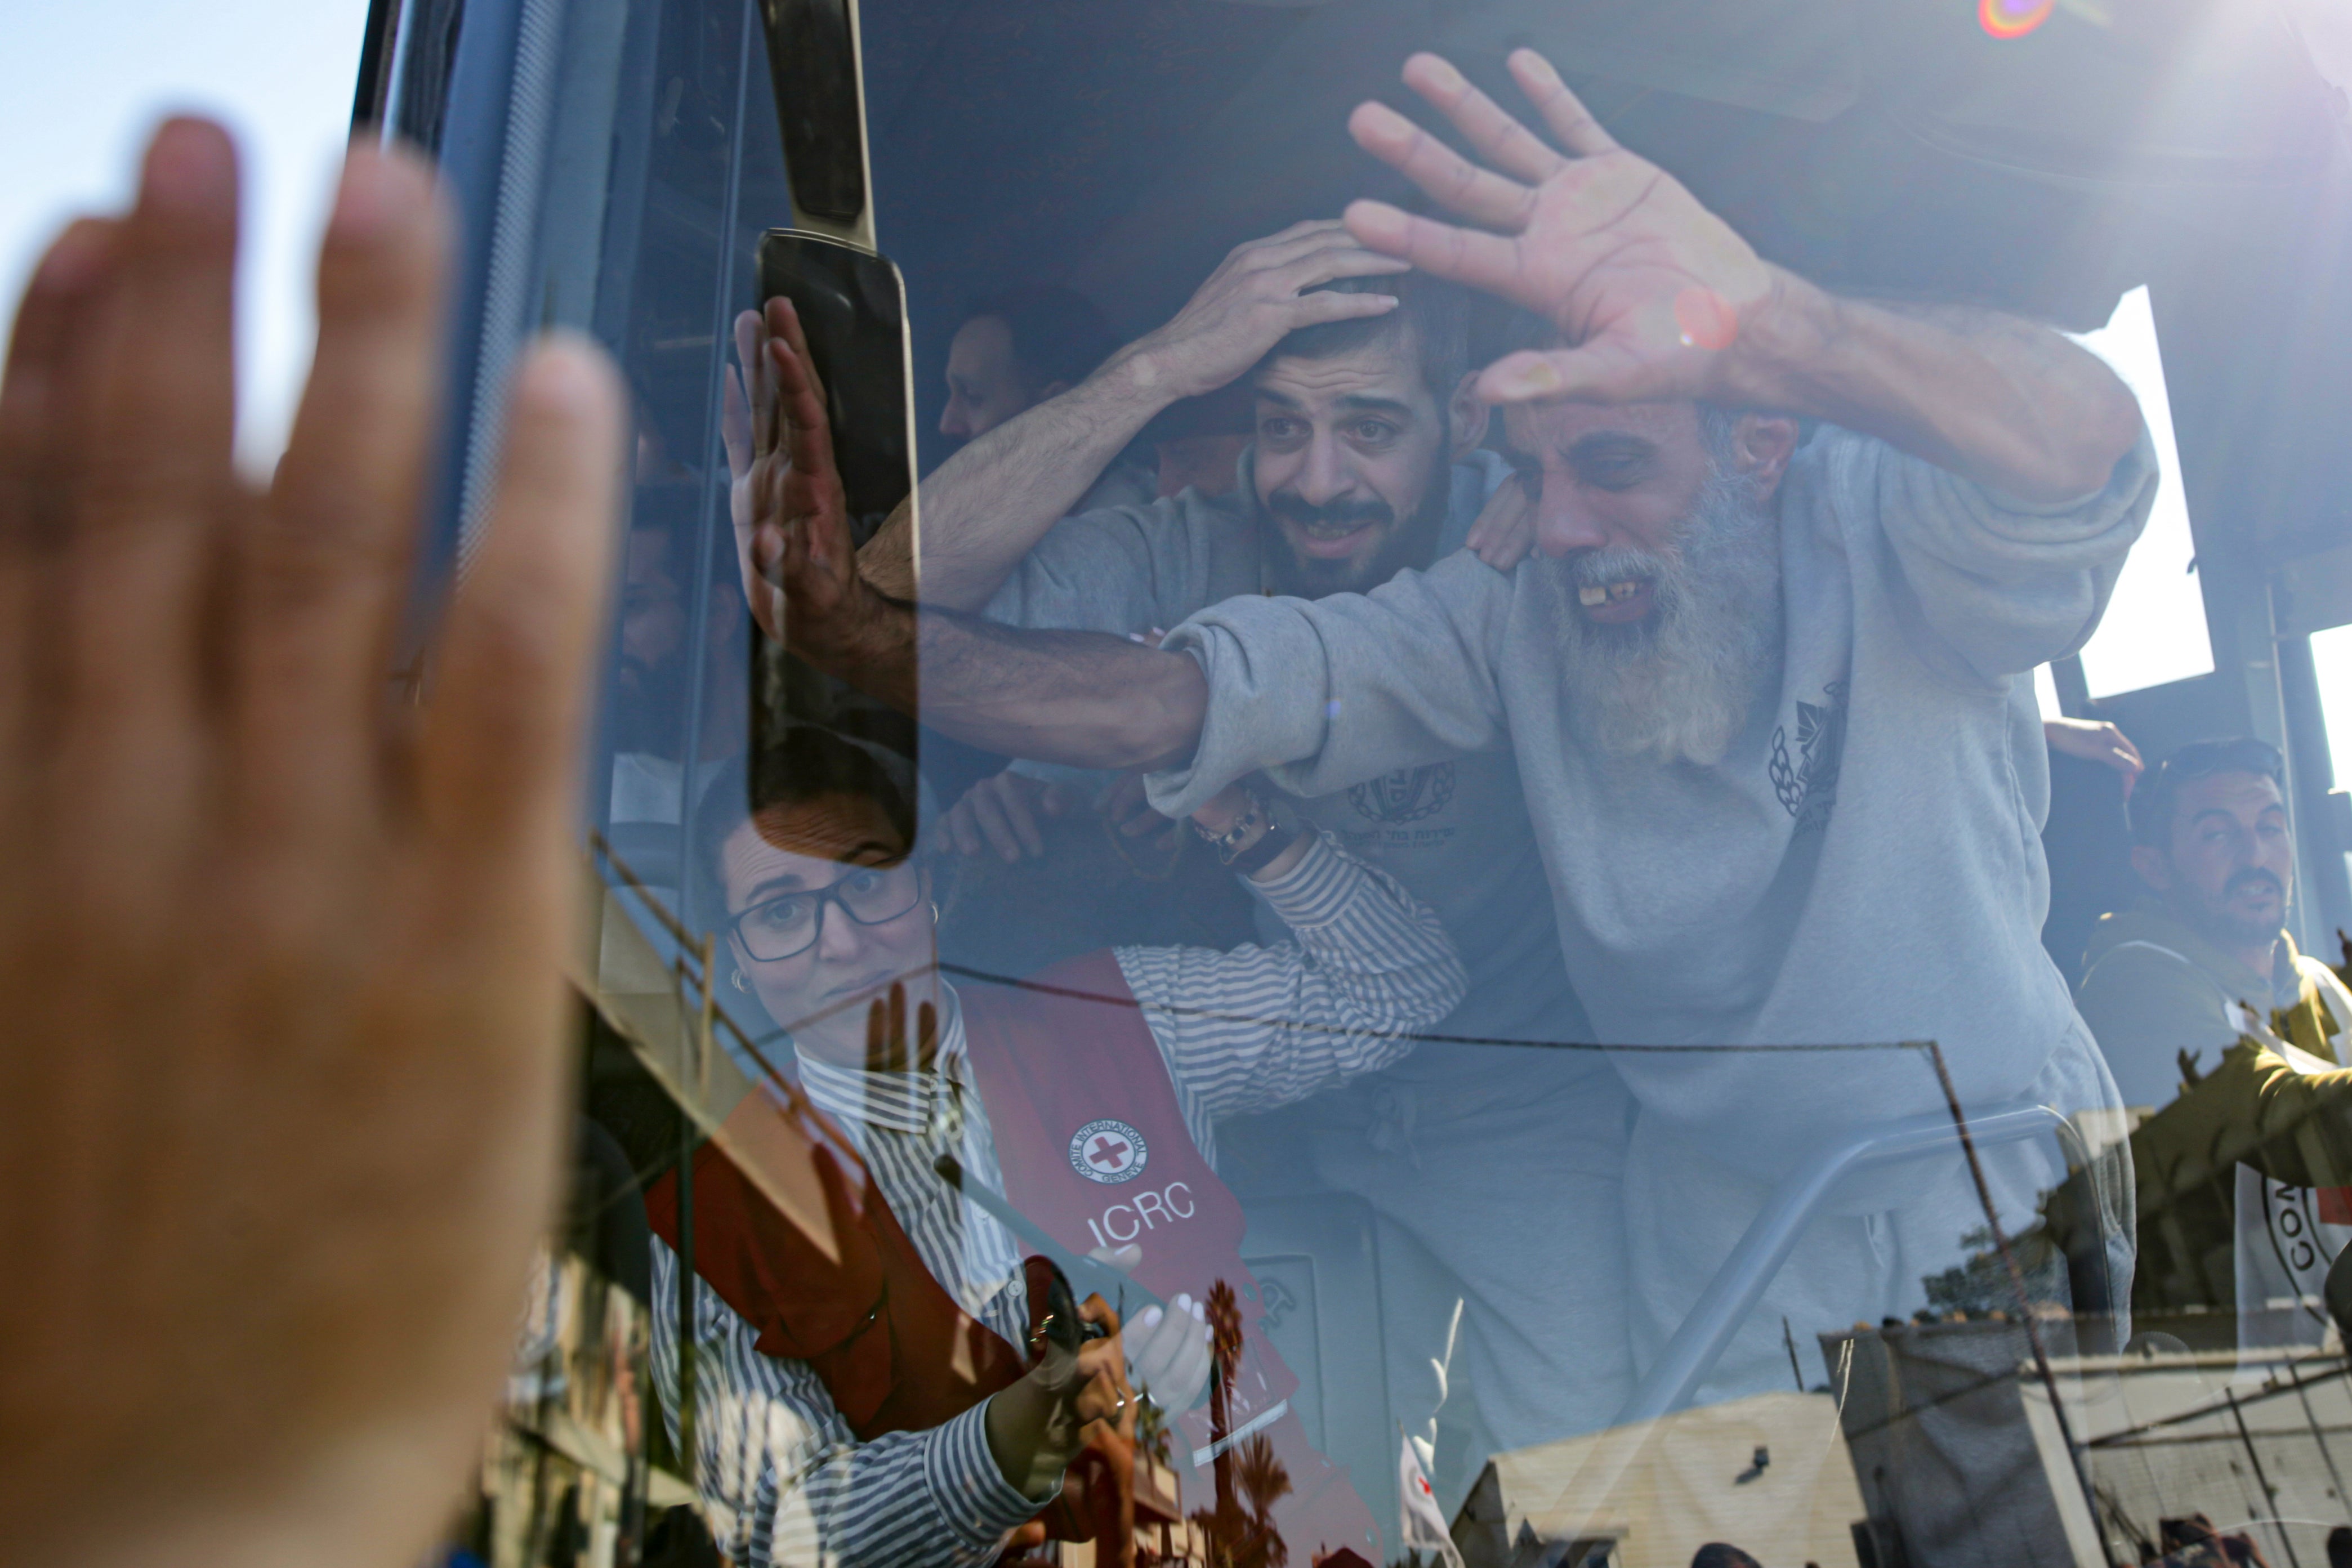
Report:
747,48,2155,1405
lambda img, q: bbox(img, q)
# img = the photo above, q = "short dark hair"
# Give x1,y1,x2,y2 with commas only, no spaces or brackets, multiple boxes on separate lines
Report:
958,284,1119,398
1261,270,1469,405
690,727,920,935
1691,1545,1762,1568
2129,736,2286,848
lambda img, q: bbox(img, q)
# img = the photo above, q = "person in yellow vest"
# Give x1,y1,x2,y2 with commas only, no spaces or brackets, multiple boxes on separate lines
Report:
2076,738,2352,1112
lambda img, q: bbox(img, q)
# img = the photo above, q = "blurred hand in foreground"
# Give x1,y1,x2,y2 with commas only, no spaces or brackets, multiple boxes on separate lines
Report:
0,120,623,1568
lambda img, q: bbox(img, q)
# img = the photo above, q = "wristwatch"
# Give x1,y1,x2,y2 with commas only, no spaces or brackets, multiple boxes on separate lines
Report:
1191,789,1296,875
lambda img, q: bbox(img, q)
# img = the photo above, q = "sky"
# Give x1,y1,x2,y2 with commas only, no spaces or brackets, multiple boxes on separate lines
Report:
2,0,2347,788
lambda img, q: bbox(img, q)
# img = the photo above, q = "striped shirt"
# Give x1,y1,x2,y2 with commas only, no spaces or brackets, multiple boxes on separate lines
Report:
649,830,1462,1566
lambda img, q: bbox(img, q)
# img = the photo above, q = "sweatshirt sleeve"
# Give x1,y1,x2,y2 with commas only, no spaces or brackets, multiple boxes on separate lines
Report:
1144,551,1514,817
649,1239,1043,1568
1112,830,1467,1121
1825,423,2158,685
980,494,1237,636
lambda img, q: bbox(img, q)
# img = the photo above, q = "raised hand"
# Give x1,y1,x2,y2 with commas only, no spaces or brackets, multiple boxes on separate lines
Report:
1123,220,1411,400
723,297,873,653
0,122,622,1567
1344,50,1777,408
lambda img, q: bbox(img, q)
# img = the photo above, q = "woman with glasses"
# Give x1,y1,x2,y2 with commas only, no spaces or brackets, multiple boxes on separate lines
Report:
646,723,1463,1568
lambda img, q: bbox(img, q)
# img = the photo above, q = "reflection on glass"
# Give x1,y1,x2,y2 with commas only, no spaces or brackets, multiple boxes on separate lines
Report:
400,0,2352,1559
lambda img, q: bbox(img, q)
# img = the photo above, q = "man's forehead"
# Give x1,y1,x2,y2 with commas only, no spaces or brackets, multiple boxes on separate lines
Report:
1502,399,1701,456
2178,770,2287,818
1254,343,1430,413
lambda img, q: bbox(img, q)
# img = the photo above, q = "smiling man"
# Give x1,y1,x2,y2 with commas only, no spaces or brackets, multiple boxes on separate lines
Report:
770,228,1632,1462
2076,739,2352,1109
746,47,2160,1401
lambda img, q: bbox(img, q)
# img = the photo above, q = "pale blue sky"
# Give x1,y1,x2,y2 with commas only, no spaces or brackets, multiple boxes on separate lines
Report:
0,0,374,471
3,0,2346,788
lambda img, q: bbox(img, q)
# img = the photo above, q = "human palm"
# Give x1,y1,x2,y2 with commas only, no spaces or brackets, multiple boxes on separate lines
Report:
1344,48,1777,405
722,298,864,650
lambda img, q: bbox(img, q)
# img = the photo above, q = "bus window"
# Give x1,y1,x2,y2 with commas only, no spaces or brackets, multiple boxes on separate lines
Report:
369,0,2352,1561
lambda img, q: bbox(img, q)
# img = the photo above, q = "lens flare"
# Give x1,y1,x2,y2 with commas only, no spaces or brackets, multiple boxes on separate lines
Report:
1979,0,2054,40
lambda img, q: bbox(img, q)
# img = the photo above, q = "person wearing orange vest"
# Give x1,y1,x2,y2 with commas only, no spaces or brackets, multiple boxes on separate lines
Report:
645,725,1463,1566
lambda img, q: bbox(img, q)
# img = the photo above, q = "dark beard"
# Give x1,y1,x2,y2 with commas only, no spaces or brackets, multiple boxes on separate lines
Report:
2187,867,2288,954
1545,460,1782,767
1263,464,1453,600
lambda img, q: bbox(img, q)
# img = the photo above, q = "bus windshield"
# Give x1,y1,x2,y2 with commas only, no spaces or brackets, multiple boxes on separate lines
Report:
368,0,2352,1562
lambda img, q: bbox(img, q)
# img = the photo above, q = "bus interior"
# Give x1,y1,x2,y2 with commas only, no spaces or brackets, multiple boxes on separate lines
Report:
352,0,2352,1562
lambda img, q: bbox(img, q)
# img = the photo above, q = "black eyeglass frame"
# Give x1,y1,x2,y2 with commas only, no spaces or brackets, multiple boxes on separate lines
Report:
726,861,925,963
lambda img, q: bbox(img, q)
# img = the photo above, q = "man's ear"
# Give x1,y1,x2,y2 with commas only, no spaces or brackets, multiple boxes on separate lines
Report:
1732,413,1800,502
1448,370,1490,459
2131,843,2174,894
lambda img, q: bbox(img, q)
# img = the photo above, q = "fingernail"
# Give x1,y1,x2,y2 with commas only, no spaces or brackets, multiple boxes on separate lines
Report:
1173,1293,1191,1311
1415,55,1466,93
1139,1307,1163,1329
144,118,235,216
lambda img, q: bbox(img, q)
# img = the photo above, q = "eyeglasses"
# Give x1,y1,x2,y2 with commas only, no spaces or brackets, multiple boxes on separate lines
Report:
728,861,924,962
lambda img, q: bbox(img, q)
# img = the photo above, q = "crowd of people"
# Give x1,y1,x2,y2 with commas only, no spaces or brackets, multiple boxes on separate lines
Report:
10,34,2352,1568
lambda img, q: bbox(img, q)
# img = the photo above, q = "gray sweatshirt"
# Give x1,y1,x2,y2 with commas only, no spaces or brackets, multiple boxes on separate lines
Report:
1145,425,2159,1396
981,452,1632,1455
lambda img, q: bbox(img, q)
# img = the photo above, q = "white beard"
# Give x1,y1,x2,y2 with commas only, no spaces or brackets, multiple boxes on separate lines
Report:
1545,462,1782,768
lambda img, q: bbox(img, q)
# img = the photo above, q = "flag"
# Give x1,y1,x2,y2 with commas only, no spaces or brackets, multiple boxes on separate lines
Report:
1399,1428,1465,1568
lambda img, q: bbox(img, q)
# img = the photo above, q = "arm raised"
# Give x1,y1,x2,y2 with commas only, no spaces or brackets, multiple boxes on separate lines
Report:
732,304,1208,770
856,221,1406,607
1343,48,2143,504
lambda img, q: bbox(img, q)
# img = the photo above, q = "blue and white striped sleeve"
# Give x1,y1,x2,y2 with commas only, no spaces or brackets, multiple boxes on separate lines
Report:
1113,830,1466,1122
648,1238,1044,1567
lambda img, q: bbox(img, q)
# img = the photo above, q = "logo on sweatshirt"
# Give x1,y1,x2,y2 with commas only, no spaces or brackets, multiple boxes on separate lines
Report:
1769,680,1847,835
1070,1119,1148,1184
1349,762,1455,825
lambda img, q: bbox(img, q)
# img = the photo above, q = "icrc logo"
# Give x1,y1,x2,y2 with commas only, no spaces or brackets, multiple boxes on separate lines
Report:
1068,1118,1148,1185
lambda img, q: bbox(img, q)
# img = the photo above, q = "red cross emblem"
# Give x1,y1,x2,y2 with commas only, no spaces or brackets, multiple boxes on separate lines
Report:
1068,1118,1148,1184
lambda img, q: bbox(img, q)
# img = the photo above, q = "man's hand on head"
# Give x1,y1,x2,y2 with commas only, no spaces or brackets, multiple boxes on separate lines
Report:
1342,50,1776,409
0,122,623,1568
1120,220,1411,402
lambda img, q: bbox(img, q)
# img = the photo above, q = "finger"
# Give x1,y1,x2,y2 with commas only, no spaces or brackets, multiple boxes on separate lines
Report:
1001,779,1046,857
1269,245,1417,291
417,335,623,870
945,797,981,856
1084,1243,1143,1275
1284,289,1402,329
887,981,907,1073
0,219,118,751
1246,225,1413,278
1508,48,1620,155
66,119,242,749
248,145,449,802
970,784,1025,863
1078,1292,1121,1339
734,308,774,454
766,334,839,494
1347,102,1541,233
766,296,828,427
1401,52,1581,183
1344,200,1525,296
721,363,751,480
